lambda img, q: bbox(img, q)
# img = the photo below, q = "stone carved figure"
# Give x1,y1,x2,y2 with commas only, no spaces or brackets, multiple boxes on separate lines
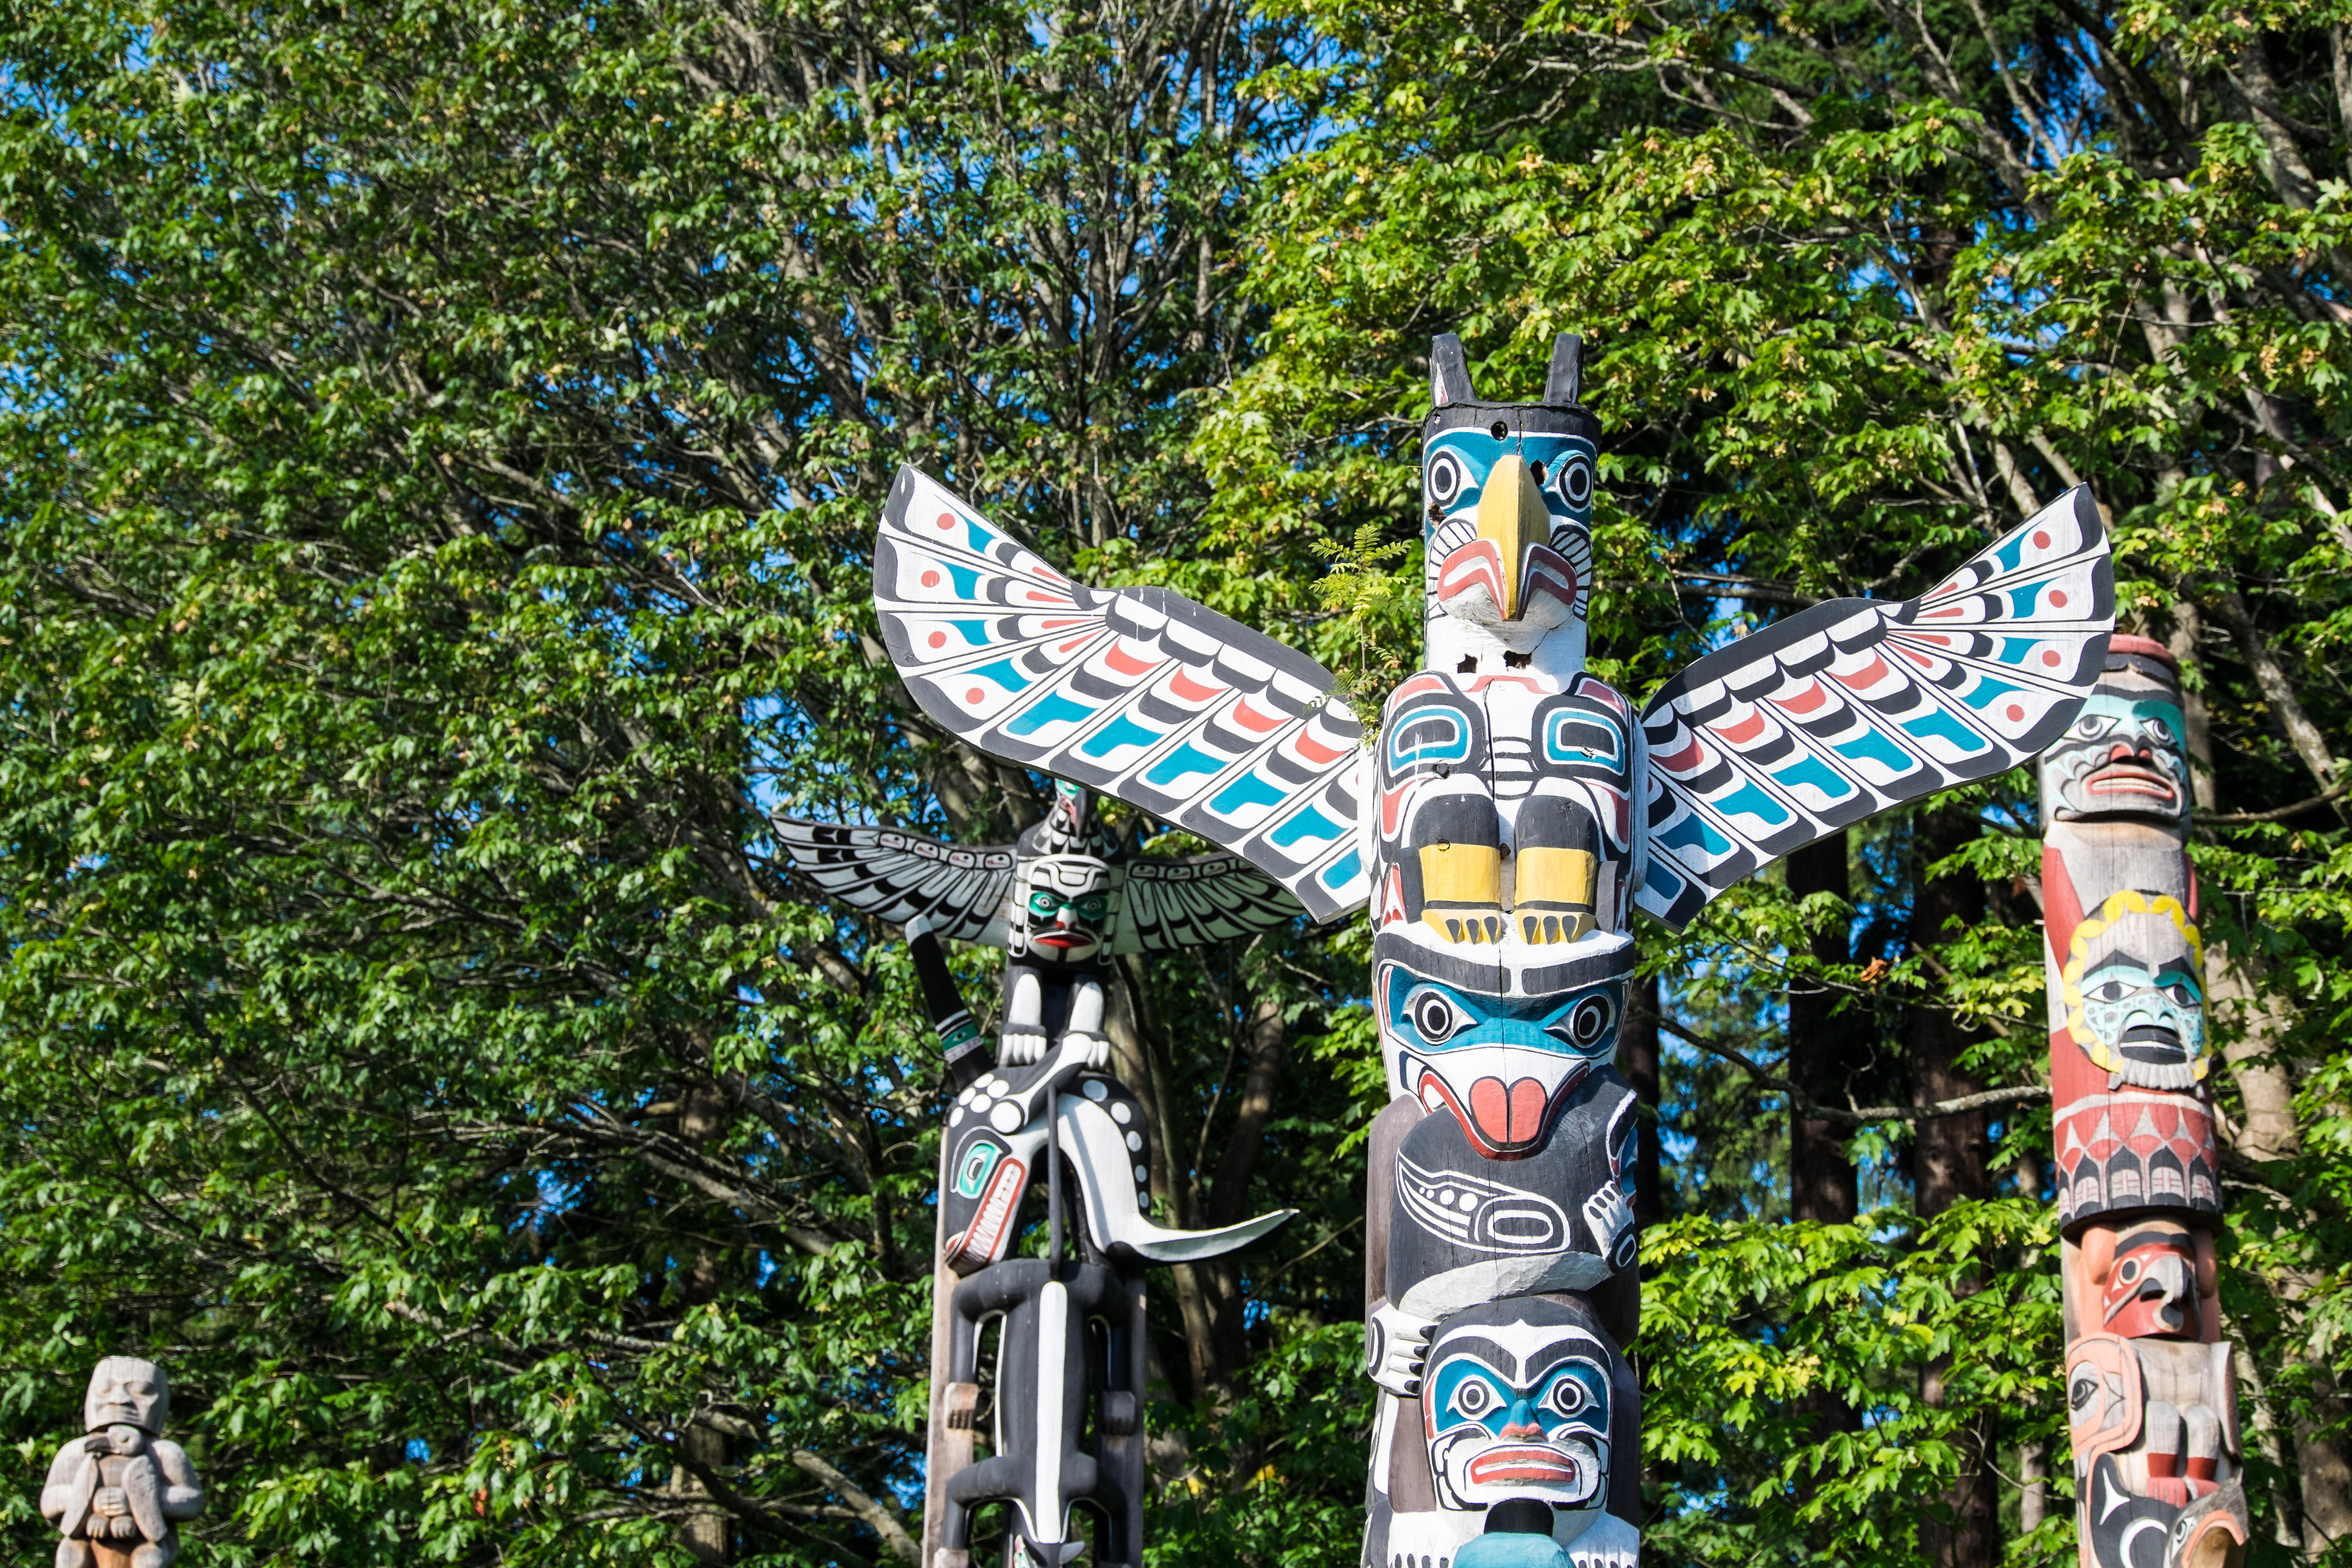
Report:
2041,636,2251,1568
40,1358,203,1568
871,329,2114,1564
774,783,1295,1566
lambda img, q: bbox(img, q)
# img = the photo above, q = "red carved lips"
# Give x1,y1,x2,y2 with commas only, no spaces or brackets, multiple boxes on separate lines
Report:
2081,747,2179,807
1032,932,1093,952
1467,1446,1585,1486
1415,1071,1575,1158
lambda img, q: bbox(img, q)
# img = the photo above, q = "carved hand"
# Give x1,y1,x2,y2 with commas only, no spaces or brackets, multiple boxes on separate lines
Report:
1366,1300,1434,1398
92,1486,128,1518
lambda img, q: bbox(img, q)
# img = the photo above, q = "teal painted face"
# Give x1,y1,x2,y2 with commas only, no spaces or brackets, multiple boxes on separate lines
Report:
1377,961,1622,1155
2079,954,2205,1069
2042,688,2189,822
1007,854,1114,963
1423,1304,1615,1511
2063,896,2207,1091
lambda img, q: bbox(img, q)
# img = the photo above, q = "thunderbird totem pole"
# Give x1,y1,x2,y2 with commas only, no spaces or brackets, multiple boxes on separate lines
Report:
871,331,2115,1568
2039,635,2250,1568
774,782,1298,1567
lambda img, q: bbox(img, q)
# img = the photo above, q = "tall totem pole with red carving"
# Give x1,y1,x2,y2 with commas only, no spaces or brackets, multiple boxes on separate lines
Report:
2040,634,2251,1568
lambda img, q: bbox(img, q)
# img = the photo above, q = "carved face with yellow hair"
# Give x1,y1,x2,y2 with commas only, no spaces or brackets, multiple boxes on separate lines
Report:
2062,892,2207,1091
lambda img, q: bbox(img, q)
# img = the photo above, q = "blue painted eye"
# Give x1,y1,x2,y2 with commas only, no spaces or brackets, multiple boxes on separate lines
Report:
1407,986,1472,1044
1448,1375,1499,1421
1545,992,1616,1052
1542,1374,1591,1418
1556,453,1593,508
1427,450,1468,507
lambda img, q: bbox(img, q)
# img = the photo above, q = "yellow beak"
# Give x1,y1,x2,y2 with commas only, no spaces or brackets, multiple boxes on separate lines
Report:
1475,453,1547,621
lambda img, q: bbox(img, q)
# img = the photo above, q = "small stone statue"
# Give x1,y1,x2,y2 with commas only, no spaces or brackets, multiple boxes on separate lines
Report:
40,1357,203,1568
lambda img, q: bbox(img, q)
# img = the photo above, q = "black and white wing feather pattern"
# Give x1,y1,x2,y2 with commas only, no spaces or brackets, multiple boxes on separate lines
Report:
1635,486,2115,930
873,465,1370,922
1117,854,1304,954
771,818,1015,946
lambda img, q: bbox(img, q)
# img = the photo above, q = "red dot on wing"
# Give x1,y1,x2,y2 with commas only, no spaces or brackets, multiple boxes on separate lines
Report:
966,688,986,704
2051,589,2069,607
2033,531,2052,549
2042,649,2061,666
2006,703,2026,721
935,512,956,529
922,570,940,588
928,631,947,649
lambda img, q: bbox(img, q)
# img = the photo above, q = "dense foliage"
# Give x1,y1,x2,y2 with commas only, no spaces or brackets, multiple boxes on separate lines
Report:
0,0,2345,1566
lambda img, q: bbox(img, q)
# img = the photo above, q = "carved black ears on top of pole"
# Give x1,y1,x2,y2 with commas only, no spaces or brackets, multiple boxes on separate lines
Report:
1544,334,1583,406
1430,332,1585,412
1430,333,1476,408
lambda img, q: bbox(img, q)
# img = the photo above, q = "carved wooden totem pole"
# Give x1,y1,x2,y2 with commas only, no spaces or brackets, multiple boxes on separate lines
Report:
869,331,2115,1568
39,1357,204,1568
775,782,1298,1567
2040,635,2251,1568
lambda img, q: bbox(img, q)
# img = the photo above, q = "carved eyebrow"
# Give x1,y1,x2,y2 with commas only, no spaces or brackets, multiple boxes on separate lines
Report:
2085,953,2158,974
2114,1227,2191,1251
1520,1345,1605,1385
1430,1337,1521,1382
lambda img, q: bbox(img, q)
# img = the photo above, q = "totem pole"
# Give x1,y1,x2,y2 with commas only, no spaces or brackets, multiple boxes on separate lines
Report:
39,1357,204,1568
2040,635,2251,1568
774,782,1298,1567
869,330,2115,1567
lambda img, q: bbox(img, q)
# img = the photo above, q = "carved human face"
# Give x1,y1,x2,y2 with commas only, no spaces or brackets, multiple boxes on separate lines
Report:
2099,1222,2204,1340
1424,1301,1616,1513
2041,687,2190,824
1006,854,1114,964
83,1356,168,1435
2063,893,2206,1090
1377,940,1625,1158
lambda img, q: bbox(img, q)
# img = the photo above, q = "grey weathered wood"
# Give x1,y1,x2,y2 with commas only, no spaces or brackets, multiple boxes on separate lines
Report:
38,1358,204,1568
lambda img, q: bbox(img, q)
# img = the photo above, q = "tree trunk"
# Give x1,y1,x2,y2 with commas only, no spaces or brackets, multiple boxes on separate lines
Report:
1616,971,1664,1230
1198,995,1287,1382
675,1079,732,1563
1909,808,1998,1568
1785,832,1865,1485
1786,831,1860,1227
1110,955,1227,1405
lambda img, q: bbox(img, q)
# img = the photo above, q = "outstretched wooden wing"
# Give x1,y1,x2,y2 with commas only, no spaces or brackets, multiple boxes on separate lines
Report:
1636,486,2115,929
873,466,1370,922
1118,853,1303,953
771,818,1016,945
